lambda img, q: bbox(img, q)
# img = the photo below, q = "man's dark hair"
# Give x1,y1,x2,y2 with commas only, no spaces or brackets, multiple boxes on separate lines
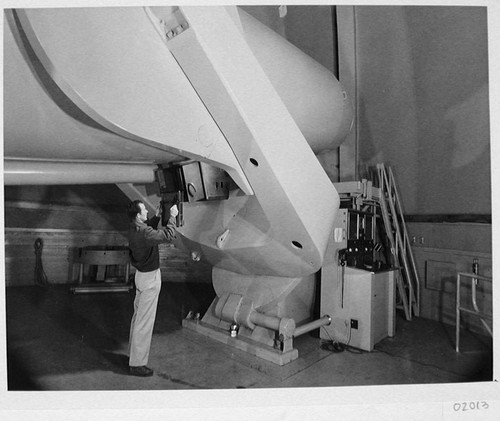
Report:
127,200,144,220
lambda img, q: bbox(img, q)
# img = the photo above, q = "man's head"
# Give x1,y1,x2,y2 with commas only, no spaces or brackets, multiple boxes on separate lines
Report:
127,200,148,222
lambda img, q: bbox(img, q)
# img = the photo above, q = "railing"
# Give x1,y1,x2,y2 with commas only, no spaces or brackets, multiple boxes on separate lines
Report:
377,163,420,320
455,272,492,352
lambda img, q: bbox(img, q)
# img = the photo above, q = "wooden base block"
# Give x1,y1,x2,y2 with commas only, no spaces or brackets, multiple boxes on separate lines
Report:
182,318,298,366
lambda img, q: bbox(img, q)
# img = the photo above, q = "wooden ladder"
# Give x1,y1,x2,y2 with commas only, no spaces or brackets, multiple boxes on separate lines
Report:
377,163,420,320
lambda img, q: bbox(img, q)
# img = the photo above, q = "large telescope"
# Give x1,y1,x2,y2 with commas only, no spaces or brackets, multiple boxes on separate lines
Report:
4,6,353,364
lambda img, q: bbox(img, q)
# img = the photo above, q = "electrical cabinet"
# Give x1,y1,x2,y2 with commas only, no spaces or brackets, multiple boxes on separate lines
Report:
344,267,395,351
321,266,396,351
320,208,396,351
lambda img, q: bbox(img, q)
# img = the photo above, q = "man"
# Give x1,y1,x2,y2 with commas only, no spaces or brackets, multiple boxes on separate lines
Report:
127,199,178,377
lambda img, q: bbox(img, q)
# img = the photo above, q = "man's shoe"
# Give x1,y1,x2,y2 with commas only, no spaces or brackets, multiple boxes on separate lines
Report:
129,365,154,377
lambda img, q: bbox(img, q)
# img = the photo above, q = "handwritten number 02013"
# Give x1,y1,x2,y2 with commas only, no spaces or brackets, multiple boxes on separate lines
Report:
453,401,489,411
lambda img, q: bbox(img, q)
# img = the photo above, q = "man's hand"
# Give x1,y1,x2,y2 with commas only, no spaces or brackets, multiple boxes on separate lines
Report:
170,204,179,218
155,203,162,218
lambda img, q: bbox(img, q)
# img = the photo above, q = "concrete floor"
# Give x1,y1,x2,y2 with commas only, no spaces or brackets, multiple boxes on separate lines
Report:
5,282,492,391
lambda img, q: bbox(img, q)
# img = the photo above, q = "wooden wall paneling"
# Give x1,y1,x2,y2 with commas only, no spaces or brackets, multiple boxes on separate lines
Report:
5,228,212,286
405,222,492,337
407,222,492,253
412,247,492,337
5,229,129,286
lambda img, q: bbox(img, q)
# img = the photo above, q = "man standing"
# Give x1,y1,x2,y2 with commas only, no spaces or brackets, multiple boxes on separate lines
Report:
127,199,178,377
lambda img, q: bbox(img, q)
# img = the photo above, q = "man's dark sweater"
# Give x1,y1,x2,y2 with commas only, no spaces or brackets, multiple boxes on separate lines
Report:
128,215,177,272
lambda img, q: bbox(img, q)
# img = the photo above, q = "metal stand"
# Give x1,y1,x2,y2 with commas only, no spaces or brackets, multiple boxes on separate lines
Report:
455,272,492,352
70,246,132,294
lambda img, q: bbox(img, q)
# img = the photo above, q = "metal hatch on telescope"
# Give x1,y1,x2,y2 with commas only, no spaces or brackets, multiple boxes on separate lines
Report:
156,162,231,225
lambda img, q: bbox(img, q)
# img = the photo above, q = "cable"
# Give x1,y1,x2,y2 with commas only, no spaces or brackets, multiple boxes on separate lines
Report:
345,320,352,346
321,341,346,353
321,324,335,342
320,322,365,354
34,238,50,288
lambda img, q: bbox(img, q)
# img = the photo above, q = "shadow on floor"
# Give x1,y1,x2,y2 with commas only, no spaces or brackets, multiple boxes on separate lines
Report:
5,282,493,390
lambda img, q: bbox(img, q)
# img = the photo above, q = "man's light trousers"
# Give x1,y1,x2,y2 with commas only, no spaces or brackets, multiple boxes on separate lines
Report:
128,268,161,367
